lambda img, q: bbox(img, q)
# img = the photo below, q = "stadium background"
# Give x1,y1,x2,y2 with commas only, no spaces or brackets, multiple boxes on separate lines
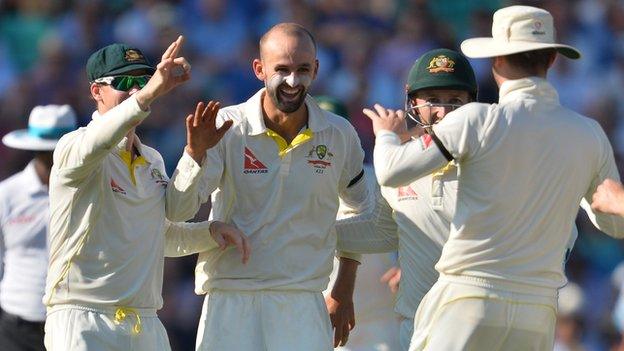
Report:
1,0,624,349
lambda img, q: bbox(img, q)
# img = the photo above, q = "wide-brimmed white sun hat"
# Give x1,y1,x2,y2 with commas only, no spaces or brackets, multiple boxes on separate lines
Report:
461,5,581,59
2,104,77,151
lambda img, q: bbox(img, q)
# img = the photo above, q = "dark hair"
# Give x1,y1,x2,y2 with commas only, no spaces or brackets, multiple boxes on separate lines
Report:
504,48,557,75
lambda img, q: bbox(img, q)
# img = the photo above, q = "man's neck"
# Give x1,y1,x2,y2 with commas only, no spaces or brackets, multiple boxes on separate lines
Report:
262,93,308,144
33,159,51,186
125,129,139,157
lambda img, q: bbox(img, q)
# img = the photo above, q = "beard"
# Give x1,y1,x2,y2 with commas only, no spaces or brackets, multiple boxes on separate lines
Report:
266,73,309,113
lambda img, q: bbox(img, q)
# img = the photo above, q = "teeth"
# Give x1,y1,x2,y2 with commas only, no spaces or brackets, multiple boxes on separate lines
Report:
280,88,300,98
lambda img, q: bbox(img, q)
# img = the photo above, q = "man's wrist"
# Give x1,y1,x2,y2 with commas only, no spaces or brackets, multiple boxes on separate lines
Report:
185,145,206,164
134,90,155,111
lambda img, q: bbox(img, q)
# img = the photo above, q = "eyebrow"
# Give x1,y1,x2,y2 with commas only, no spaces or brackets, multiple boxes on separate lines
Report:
274,63,313,69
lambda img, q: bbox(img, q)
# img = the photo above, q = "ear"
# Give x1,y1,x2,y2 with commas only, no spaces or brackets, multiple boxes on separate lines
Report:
252,59,265,81
312,58,319,80
547,51,557,69
90,83,103,102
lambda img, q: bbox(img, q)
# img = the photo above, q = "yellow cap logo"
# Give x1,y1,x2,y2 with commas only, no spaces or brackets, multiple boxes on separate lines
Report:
124,49,144,62
427,55,455,73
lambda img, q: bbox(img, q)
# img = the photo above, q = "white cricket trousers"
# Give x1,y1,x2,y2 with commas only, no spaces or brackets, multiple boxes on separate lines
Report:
44,305,171,351
196,290,333,351
409,276,557,351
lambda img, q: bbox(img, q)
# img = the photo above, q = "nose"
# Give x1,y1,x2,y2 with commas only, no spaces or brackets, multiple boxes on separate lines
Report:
284,73,300,88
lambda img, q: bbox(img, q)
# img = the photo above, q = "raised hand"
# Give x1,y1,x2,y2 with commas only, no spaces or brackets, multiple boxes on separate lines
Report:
209,221,250,264
135,35,191,109
185,101,233,163
362,104,408,137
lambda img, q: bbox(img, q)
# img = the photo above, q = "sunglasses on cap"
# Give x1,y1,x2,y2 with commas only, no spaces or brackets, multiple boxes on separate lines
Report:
93,75,151,91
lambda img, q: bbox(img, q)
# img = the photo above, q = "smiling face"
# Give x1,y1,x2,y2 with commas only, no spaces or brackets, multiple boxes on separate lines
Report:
253,29,318,114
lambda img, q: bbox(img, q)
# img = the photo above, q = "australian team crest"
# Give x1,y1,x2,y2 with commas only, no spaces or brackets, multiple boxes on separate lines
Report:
307,144,334,173
125,49,144,62
316,145,327,159
427,55,455,73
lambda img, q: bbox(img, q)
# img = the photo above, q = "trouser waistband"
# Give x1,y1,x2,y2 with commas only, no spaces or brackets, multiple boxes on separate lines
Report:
47,304,158,317
439,274,558,299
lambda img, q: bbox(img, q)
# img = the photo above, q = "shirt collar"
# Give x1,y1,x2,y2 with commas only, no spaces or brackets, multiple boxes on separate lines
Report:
244,88,330,136
498,77,559,105
23,161,47,195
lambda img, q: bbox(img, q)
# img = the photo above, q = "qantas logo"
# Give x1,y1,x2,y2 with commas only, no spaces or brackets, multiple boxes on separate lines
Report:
111,179,126,194
243,147,268,174
421,134,433,149
397,186,418,201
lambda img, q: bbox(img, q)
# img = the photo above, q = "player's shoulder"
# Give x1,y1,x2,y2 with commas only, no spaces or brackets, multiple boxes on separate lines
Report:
459,101,494,118
139,143,166,166
0,170,23,190
218,103,246,124
0,167,30,200
323,110,360,141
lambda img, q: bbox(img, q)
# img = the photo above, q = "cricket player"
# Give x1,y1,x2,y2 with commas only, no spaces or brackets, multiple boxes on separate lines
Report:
318,96,401,351
335,49,477,350
365,6,624,350
186,23,370,351
0,105,77,351
44,37,246,350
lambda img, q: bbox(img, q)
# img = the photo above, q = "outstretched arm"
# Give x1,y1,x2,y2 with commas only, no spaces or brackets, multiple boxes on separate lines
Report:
164,220,250,264
364,104,448,188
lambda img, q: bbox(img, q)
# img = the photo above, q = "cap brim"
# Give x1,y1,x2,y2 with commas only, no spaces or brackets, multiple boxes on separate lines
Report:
106,63,156,77
2,130,59,151
461,37,581,60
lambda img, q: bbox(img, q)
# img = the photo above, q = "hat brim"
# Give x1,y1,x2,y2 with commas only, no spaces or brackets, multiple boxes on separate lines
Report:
461,37,581,60
2,130,60,151
105,63,156,77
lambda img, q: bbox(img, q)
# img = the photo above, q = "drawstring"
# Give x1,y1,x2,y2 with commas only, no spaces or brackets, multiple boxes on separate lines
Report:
114,307,142,334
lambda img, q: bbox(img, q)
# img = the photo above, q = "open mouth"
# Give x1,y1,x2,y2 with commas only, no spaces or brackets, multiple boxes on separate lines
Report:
278,86,302,102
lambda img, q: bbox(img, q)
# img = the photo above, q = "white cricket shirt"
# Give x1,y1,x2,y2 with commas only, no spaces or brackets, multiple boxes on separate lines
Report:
336,137,456,320
192,89,369,293
375,77,624,296
0,162,49,321
45,96,205,310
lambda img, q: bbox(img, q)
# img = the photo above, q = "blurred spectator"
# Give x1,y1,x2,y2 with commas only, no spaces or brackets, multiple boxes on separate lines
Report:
555,282,587,351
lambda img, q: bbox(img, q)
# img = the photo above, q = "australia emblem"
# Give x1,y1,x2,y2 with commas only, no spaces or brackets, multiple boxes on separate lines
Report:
307,144,334,172
427,55,455,73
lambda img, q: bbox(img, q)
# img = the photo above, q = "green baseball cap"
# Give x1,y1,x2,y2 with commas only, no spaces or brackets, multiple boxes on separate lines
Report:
315,96,349,121
405,48,477,99
86,43,155,82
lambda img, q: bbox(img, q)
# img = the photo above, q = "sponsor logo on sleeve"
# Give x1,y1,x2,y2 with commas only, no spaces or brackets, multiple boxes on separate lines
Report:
397,186,419,201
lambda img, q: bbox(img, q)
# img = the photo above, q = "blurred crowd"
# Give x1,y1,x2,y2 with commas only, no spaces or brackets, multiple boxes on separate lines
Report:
2,0,624,350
